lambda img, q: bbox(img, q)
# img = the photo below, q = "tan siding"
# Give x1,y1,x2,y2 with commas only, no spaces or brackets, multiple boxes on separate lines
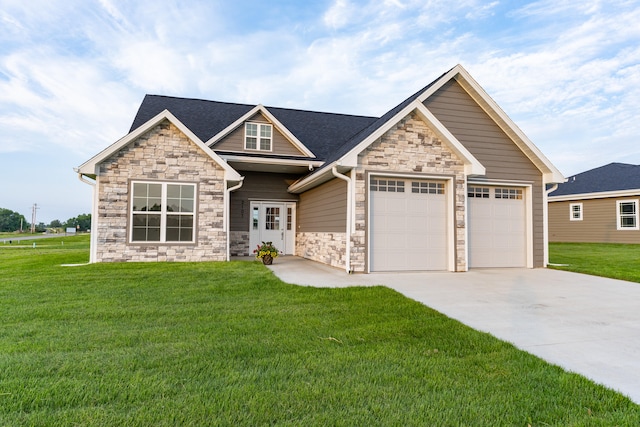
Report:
213,112,306,156
230,171,300,231
424,79,545,267
549,197,640,243
298,178,347,233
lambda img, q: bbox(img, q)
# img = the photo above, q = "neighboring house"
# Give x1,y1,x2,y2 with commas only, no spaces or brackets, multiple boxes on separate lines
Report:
76,64,564,272
548,163,640,243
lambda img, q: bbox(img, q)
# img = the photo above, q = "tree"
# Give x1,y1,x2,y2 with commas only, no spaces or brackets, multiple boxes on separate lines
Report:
49,219,62,228
64,213,91,231
0,208,28,232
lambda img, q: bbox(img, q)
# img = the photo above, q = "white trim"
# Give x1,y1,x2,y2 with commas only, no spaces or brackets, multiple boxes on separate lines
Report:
569,203,583,221
549,188,640,202
418,64,565,184
76,109,242,182
206,104,315,158
366,172,456,273
616,199,639,230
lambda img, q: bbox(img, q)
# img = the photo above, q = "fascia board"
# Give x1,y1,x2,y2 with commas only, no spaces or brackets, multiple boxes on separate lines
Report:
549,188,640,202
449,66,565,184
77,109,241,181
205,104,316,158
220,154,324,168
288,162,338,193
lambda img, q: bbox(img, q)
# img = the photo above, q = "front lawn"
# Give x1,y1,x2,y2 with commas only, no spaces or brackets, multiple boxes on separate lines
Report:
549,242,640,283
1,236,638,425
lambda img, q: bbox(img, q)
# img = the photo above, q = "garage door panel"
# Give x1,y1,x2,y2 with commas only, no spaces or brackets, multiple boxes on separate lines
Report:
468,186,526,268
370,178,448,272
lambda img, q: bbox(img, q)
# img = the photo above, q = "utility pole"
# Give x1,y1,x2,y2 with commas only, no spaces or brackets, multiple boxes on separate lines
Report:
31,203,39,234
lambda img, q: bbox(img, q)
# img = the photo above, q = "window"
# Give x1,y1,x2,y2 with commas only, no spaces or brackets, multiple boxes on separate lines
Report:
616,200,639,230
569,203,583,221
245,122,272,151
468,186,489,198
412,181,444,194
131,181,196,243
370,179,405,192
495,188,523,200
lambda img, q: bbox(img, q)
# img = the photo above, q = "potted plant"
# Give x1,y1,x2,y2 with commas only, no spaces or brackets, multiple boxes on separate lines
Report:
253,241,279,265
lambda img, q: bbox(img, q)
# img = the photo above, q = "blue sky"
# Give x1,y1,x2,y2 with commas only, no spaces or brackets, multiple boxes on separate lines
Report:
1,0,639,223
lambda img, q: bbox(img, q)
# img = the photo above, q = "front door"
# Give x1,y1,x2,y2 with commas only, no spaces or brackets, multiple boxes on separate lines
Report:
249,202,295,255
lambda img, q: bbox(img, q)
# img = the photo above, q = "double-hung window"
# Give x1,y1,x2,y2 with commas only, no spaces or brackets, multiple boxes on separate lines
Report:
569,203,583,221
131,181,196,243
616,200,639,230
245,122,272,151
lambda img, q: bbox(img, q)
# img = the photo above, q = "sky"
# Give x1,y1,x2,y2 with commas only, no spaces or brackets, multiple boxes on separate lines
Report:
1,0,639,224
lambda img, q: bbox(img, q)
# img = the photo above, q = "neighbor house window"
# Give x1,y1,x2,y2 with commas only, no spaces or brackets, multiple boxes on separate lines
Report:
131,181,196,243
245,122,272,151
570,203,583,221
616,200,639,230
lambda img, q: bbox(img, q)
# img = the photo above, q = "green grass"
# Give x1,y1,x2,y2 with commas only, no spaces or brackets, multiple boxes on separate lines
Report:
549,242,640,283
1,236,638,425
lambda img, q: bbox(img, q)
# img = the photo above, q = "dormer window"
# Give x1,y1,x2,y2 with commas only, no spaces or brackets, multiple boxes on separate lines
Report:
245,122,272,151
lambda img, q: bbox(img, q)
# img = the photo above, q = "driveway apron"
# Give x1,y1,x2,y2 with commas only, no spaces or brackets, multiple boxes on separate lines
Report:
267,257,640,404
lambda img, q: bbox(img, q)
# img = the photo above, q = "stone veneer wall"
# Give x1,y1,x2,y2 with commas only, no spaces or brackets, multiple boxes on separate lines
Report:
296,232,346,269
352,112,467,272
95,120,227,262
230,231,250,256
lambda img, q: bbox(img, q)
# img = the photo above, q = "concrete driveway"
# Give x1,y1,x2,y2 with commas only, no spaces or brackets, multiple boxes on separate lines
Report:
267,257,640,404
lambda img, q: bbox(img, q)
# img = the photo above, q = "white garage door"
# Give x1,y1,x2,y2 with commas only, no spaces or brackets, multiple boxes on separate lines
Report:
468,186,526,268
370,177,448,272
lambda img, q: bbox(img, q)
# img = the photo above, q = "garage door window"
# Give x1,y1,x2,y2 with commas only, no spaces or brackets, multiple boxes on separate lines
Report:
468,186,489,198
370,179,405,192
412,181,444,194
495,188,523,199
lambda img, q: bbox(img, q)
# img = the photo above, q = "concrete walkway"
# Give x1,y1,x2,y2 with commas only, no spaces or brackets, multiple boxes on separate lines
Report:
266,256,640,404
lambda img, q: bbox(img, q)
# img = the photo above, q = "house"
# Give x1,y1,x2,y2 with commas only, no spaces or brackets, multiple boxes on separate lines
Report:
75,64,564,272
548,163,640,243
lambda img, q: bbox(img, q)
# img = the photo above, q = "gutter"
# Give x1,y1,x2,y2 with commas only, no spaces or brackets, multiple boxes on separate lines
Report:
331,167,352,274
77,172,98,263
543,183,559,267
225,177,245,261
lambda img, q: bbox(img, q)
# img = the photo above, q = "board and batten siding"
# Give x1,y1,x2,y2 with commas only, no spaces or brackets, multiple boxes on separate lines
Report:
213,112,306,157
549,197,640,243
424,79,545,267
297,178,347,233
229,171,300,232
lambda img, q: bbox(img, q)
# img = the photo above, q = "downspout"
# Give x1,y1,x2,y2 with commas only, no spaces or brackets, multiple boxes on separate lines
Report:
332,167,352,274
543,183,559,267
225,177,245,261
77,172,98,263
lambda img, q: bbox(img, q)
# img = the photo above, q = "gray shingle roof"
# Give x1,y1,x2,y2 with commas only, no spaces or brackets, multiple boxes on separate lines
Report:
550,163,640,196
130,95,377,161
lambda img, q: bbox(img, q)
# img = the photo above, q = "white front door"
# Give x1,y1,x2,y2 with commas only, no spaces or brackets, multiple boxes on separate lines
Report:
249,202,295,255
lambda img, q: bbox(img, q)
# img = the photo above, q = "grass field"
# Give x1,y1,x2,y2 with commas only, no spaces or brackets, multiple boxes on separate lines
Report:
1,236,639,425
549,242,640,283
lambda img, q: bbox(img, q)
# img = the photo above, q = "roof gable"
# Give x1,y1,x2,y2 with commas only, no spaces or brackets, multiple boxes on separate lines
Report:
550,163,640,197
206,105,315,157
77,109,241,181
